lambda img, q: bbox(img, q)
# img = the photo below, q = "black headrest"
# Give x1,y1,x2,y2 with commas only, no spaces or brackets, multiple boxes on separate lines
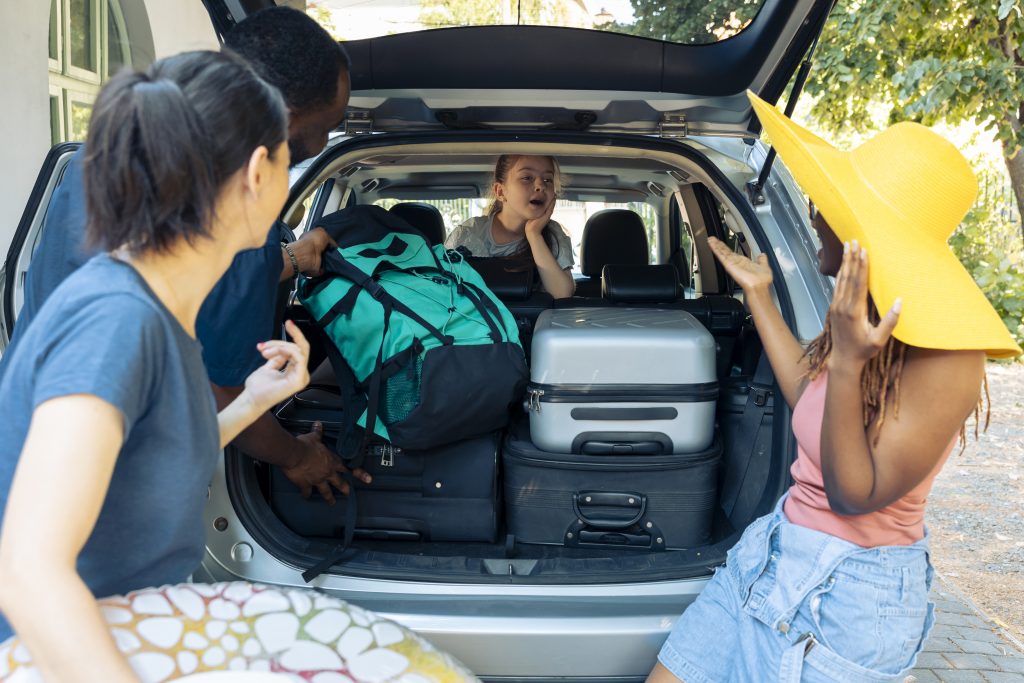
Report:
580,209,649,277
601,264,681,303
465,256,534,301
388,202,446,247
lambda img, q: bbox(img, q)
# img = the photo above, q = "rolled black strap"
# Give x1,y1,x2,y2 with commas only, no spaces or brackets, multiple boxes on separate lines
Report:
302,470,358,583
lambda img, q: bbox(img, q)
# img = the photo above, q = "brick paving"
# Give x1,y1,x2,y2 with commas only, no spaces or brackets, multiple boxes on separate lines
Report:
911,574,1024,682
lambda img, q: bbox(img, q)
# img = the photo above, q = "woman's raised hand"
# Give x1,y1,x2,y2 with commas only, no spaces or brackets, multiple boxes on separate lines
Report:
707,236,773,292
827,241,901,369
245,320,311,414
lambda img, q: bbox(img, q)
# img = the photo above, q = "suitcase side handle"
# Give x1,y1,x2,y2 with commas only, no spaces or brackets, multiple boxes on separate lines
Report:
572,491,647,529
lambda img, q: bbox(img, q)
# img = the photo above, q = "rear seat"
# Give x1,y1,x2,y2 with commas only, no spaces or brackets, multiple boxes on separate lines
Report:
555,263,748,378
575,209,649,297
463,256,553,355
388,202,446,247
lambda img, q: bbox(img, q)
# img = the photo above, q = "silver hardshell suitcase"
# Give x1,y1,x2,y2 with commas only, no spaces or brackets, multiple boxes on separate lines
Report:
527,308,718,454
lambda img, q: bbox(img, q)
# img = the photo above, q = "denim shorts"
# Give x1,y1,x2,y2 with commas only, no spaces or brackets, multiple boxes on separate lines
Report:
658,495,935,683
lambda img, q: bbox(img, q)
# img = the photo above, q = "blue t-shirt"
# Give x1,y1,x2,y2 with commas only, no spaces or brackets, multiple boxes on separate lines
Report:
0,254,220,641
6,146,284,387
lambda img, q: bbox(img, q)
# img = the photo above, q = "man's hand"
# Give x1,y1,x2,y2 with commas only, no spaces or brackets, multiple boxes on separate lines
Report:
283,227,336,280
282,422,372,505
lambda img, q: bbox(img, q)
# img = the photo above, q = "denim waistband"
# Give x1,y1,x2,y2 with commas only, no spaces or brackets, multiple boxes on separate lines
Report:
731,493,931,629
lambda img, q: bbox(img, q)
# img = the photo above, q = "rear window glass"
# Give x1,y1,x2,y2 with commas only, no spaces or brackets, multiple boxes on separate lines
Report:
374,197,658,270
309,0,766,45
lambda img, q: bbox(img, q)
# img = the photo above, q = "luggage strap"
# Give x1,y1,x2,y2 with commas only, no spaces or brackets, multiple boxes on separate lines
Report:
720,353,774,517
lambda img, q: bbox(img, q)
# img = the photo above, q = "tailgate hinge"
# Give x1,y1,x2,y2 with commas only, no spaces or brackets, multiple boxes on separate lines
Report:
344,111,374,136
659,113,689,139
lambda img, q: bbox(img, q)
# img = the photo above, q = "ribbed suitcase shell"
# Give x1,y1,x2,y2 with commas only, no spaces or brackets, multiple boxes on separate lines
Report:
528,308,718,454
503,426,721,550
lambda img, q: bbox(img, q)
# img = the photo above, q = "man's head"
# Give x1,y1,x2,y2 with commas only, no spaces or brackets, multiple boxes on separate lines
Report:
225,7,351,166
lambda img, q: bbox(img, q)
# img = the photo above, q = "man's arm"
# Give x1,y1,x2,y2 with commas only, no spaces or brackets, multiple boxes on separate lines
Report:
278,227,335,282
211,382,370,503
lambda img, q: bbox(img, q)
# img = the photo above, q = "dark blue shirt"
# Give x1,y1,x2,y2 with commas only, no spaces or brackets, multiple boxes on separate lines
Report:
0,255,220,641
7,147,284,387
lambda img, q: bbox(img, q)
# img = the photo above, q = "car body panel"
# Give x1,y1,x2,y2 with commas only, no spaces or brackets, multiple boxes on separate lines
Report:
198,0,834,135
1,142,81,350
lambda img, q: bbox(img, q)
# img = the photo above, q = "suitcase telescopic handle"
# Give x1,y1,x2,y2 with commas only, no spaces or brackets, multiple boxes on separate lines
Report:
572,491,647,529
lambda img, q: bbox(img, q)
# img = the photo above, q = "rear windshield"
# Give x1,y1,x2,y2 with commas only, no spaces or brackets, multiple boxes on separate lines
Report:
374,197,658,271
309,0,767,44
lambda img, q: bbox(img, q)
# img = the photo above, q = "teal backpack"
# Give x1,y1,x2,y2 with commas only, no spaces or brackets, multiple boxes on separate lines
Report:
298,206,528,460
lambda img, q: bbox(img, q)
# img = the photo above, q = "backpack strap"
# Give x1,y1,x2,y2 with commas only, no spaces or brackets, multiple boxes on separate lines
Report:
459,280,514,342
301,301,391,584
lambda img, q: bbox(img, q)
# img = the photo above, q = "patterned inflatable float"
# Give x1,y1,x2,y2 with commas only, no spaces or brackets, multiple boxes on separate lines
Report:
0,582,479,682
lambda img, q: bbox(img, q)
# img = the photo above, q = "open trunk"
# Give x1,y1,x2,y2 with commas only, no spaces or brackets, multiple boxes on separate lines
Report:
220,130,798,586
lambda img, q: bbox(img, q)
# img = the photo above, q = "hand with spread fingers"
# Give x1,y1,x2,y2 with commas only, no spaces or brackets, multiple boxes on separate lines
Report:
282,421,372,505
707,236,773,293
826,240,901,370
245,320,312,415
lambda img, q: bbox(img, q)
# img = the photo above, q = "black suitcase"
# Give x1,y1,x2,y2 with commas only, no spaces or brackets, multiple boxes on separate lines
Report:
271,389,499,543
503,422,721,551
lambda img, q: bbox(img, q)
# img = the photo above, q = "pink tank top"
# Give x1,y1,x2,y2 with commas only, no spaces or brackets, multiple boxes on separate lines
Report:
783,372,954,547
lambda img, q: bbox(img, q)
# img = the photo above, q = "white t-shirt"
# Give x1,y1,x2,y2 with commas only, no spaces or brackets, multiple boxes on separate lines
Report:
445,214,575,270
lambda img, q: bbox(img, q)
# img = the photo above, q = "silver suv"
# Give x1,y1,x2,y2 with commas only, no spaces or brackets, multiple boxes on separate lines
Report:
2,1,835,679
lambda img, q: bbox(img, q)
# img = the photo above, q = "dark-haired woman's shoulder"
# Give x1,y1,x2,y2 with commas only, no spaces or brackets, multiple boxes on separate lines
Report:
5,253,198,414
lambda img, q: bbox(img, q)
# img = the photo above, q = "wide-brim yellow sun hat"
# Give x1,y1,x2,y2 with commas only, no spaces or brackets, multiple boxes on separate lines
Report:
747,91,1021,359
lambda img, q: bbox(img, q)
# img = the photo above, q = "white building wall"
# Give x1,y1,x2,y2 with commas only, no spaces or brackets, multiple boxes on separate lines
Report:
0,0,219,256
0,1,52,258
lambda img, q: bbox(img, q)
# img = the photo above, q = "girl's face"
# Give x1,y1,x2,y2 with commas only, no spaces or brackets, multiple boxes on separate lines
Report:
495,156,556,223
811,201,844,277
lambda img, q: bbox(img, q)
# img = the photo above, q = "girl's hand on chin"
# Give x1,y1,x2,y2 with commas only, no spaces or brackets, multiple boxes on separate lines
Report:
525,197,556,240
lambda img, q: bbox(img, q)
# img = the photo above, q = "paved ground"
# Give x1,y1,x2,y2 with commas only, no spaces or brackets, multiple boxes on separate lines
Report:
912,574,1024,682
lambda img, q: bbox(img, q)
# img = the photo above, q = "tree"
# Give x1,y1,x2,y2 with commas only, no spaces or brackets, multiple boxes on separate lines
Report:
617,0,759,43
804,0,1024,243
418,0,581,29
621,0,1023,241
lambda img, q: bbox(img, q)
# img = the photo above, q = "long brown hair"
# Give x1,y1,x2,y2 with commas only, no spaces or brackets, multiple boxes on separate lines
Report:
803,298,989,449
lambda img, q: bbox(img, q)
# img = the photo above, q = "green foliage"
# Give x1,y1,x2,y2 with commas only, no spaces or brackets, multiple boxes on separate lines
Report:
616,0,762,44
418,0,572,28
950,206,1024,347
805,0,1024,159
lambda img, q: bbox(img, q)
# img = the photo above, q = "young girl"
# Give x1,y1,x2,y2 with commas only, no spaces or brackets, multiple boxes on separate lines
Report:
446,154,576,298
0,52,308,682
648,93,1021,682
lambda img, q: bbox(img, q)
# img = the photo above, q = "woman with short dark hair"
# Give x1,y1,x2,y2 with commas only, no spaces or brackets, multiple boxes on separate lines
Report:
0,51,309,682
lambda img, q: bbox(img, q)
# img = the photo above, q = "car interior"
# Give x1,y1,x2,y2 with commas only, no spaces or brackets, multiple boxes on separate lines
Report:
223,139,794,585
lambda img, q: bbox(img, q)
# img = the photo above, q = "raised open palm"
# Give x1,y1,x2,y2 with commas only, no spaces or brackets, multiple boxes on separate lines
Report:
707,236,772,292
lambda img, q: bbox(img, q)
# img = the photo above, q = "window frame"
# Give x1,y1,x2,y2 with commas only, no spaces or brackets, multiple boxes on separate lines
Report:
49,0,130,143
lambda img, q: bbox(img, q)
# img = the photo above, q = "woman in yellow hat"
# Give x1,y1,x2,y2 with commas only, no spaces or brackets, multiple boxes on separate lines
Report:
648,93,1021,683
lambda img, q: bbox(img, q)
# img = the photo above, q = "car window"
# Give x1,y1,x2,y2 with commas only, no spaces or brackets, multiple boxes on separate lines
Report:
312,0,768,46
374,197,659,271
